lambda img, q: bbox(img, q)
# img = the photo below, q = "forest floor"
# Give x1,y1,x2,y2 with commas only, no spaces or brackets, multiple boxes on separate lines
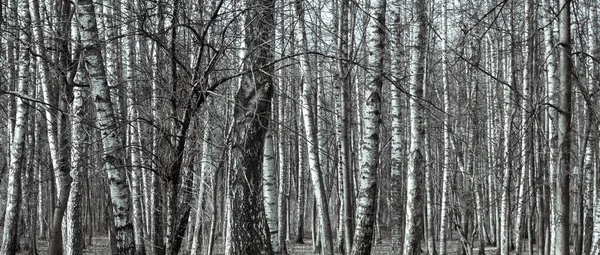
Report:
20,236,534,254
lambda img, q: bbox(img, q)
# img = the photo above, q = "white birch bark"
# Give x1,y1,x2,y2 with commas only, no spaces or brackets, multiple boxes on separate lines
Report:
263,130,280,252
500,25,515,255
295,0,334,253
295,119,306,244
122,4,146,250
277,86,289,255
389,1,406,253
544,0,559,252
102,0,120,91
336,0,354,252
29,0,53,243
438,0,451,253
350,0,384,253
589,2,600,254
555,0,572,253
191,127,210,254
0,0,30,252
514,1,533,252
403,0,427,253
66,67,87,255
76,0,135,253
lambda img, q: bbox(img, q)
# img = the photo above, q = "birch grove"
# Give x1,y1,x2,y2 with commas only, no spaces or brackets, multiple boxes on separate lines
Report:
1,0,600,254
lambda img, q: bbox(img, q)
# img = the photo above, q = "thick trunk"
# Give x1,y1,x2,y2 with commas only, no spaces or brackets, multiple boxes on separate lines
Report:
403,0,427,253
350,0,384,254
224,0,275,253
76,0,135,253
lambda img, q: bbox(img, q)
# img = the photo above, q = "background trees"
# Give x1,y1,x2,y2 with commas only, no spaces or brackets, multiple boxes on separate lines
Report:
0,0,599,254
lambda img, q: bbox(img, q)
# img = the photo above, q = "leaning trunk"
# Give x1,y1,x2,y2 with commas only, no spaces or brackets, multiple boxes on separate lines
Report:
76,0,135,253
295,0,334,253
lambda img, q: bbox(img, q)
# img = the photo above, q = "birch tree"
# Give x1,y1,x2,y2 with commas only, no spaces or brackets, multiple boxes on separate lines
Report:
336,0,354,252
514,0,534,252
277,87,289,255
403,0,427,253
295,0,334,253
438,0,453,253
224,0,276,252
263,130,280,252
589,1,600,253
350,0,385,253
66,66,87,255
76,0,135,252
389,0,406,253
44,0,75,252
544,0,559,251
500,5,516,254
555,0,573,253
0,0,30,252
122,0,146,251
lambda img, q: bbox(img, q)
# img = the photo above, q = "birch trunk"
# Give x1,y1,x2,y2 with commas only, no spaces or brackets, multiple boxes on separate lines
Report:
66,68,87,255
350,0,384,253
389,0,406,253
122,0,146,252
544,0,559,252
295,120,306,244
0,0,30,251
438,0,452,252
555,1,572,253
224,0,275,252
150,1,167,251
403,0,427,253
29,0,50,242
295,0,334,253
589,2,600,254
263,130,280,252
46,0,74,252
500,15,516,255
277,84,289,254
190,127,210,254
76,0,135,253
337,0,354,252
514,1,533,252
